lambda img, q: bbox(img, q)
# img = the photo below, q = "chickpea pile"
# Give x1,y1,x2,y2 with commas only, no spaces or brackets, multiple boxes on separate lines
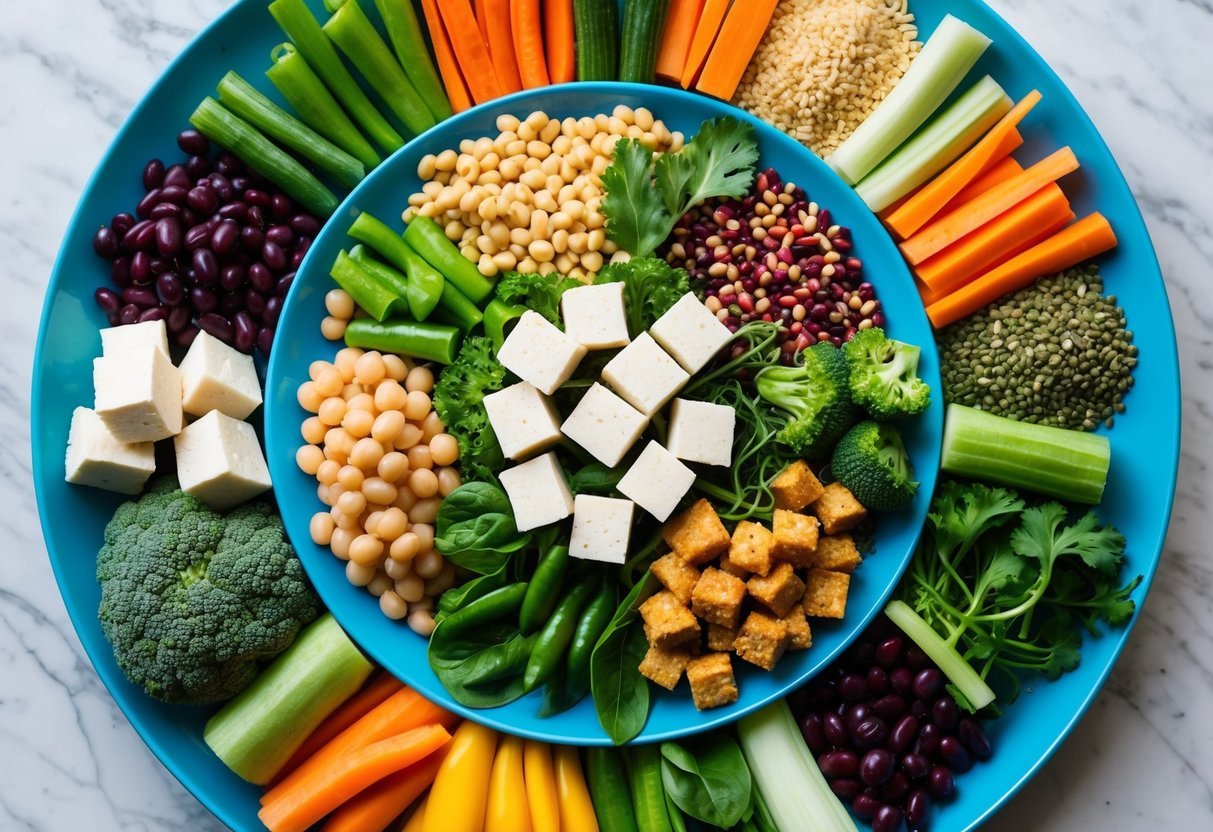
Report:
320,288,355,341
404,106,683,281
295,347,462,635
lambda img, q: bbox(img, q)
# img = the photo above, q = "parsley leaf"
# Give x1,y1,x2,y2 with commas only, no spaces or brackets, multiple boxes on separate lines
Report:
600,139,671,261
494,272,581,325
593,257,691,337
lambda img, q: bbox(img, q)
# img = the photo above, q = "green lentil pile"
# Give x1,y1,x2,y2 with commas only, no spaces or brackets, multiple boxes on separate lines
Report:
937,264,1137,430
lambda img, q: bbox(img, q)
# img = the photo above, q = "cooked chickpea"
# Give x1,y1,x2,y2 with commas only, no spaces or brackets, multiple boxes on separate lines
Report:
317,459,341,486
364,510,384,537
330,527,355,559
410,468,440,499
310,512,335,546
334,347,363,380
336,488,367,517
325,289,355,319
393,487,418,513
411,497,442,525
367,572,393,598
362,477,398,506
426,433,458,466
348,534,385,567
377,507,409,541
296,444,324,475
341,383,363,402
301,416,326,445
297,381,322,412
346,560,376,587
414,548,444,580
385,558,411,581
396,423,425,450
404,365,434,394
397,574,425,603
348,392,376,413
369,411,404,445
407,444,433,471
333,507,360,530
372,379,406,413
380,590,408,620
317,396,346,427
383,354,410,381
408,609,437,637
354,351,386,385
437,466,463,496
390,532,421,564
378,451,410,483
403,390,432,421
418,411,444,443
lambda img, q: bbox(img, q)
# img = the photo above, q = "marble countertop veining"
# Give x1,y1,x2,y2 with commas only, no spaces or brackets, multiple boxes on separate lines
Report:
3,0,1211,829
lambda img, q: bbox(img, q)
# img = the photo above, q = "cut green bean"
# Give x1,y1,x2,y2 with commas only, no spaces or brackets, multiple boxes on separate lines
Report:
189,97,339,216
404,216,495,304
433,283,485,333
374,0,452,122
268,0,403,153
348,213,444,320
266,43,381,172
348,244,413,307
330,250,406,321
484,299,527,351
215,71,365,189
322,0,435,136
344,319,463,364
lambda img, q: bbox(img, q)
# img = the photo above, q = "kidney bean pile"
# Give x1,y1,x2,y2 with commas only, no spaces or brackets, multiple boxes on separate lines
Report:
90,129,322,356
661,168,883,361
788,615,992,832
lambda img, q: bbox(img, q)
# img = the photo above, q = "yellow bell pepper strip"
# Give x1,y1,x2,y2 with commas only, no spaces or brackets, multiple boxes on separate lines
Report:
555,746,600,832
400,792,428,832
524,739,562,832
487,735,532,832
423,721,498,832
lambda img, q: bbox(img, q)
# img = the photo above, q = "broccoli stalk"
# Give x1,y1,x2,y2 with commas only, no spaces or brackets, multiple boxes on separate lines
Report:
843,328,931,420
830,421,919,510
754,342,859,458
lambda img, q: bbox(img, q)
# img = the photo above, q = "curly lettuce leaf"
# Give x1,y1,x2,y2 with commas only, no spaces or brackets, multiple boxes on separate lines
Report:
494,271,582,325
593,257,691,337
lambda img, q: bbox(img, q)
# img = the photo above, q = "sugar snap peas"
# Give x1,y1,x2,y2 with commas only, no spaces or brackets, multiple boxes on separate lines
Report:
523,575,597,692
519,544,570,635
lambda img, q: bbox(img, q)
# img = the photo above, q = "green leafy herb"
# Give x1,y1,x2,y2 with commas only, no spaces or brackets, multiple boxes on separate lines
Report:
591,573,660,744
660,735,752,828
593,257,691,338
569,462,626,497
434,482,531,574
432,336,507,482
494,271,582,325
428,620,537,708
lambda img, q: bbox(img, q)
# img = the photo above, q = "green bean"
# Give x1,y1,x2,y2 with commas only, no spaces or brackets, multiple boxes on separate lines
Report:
628,745,674,832
519,544,570,635
484,299,527,351
330,250,406,321
664,790,687,832
432,283,485,333
344,319,462,364
374,0,452,122
404,216,495,305
523,574,597,692
348,213,444,319
348,245,412,308
438,583,529,636
565,582,616,691
586,747,640,832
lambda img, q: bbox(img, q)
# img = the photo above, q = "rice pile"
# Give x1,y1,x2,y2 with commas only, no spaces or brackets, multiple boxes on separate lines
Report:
734,0,920,156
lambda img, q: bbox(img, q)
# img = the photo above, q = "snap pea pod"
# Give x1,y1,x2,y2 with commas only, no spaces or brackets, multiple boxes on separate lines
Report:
344,319,462,364
348,213,443,319
628,745,674,832
586,747,640,832
432,282,485,333
519,544,570,635
565,582,617,692
404,216,495,304
484,298,527,351
330,250,406,321
438,582,529,636
348,245,411,306
664,790,687,832
523,574,597,692
373,0,451,122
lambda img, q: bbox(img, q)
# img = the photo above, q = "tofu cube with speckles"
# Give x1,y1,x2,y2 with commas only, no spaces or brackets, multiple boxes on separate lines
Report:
691,567,747,630
747,561,807,617
772,509,820,567
640,590,701,649
601,332,689,416
728,521,774,576
782,607,813,650
498,452,575,532
771,460,825,510
666,397,735,466
497,311,587,394
639,644,691,690
618,440,696,521
734,611,790,670
661,498,731,565
569,495,634,564
650,293,734,374
687,652,738,710
483,381,563,461
650,553,702,605
803,569,851,619
561,281,630,349
65,407,155,495
812,482,869,534
815,534,863,573
561,382,649,467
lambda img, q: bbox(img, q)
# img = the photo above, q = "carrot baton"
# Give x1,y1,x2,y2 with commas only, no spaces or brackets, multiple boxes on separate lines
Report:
484,0,524,92
679,0,729,90
420,0,474,112
438,0,504,104
511,0,550,88
321,747,449,832
545,0,576,84
656,0,705,82
938,154,1024,216
695,0,778,101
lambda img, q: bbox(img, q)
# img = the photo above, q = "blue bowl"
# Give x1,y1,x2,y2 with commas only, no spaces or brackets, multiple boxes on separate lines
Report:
264,82,944,746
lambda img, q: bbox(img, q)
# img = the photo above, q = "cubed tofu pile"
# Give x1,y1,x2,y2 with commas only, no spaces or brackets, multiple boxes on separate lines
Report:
65,320,270,509
638,461,870,710
488,286,736,563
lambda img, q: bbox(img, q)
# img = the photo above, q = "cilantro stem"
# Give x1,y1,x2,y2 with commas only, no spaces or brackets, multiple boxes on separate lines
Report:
885,600,996,711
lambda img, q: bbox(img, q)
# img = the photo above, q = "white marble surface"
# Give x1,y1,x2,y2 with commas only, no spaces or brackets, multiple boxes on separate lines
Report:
3,0,1211,829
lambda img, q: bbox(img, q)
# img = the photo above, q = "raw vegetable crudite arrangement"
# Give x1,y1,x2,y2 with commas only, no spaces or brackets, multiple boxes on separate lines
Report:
39,1,1171,831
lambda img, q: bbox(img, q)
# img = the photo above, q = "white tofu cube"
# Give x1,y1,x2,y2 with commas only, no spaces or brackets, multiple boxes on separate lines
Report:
560,282,630,349
174,411,271,510
569,495,635,564
617,441,696,521
100,320,170,358
649,293,734,374
178,330,263,420
483,381,563,460
600,332,688,416
93,346,183,443
497,311,587,395
498,452,575,532
64,407,156,495
666,398,736,466
561,383,649,467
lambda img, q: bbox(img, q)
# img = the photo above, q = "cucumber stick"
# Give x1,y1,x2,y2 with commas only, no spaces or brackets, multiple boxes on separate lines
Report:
574,0,620,80
203,615,373,785
628,745,674,832
941,403,1111,504
828,14,992,185
855,76,1012,212
619,0,671,83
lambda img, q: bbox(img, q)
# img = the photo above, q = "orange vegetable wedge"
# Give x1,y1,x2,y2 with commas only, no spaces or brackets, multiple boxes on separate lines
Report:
939,154,1024,216
656,0,706,82
481,0,523,93
695,0,778,101
438,0,503,104
900,145,1080,266
545,0,576,84
885,90,1041,239
917,183,1074,295
511,0,550,88
420,0,474,112
474,0,491,45
679,0,730,89
925,213,1117,329
321,747,448,832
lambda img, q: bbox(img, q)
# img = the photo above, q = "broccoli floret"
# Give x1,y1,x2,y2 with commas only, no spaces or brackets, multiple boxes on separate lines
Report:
754,342,859,458
97,477,320,704
831,421,918,510
843,328,931,420
433,336,507,483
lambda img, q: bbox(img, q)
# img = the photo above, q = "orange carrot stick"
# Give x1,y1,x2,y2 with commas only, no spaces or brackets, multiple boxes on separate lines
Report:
917,183,1074,295
321,746,449,832
263,687,457,807
679,0,730,90
474,0,491,45
258,725,452,832
484,0,523,93
885,91,1040,239
939,155,1024,216
695,0,778,100
438,0,504,103
420,0,474,112
545,0,576,84
900,146,1080,266
275,673,405,782
925,213,1117,329
511,0,550,88
656,0,705,82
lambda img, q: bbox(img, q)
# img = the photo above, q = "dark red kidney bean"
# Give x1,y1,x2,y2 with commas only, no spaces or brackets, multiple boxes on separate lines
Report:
889,714,919,754
177,129,209,155
122,287,159,308
230,174,250,194
130,251,152,285
220,292,244,317
879,772,910,803
263,295,283,327
813,683,838,708
198,312,234,343
957,718,992,760
927,766,954,799
249,262,276,293
823,711,849,748
271,193,293,218
215,152,241,177
192,248,219,286
846,704,871,732
149,256,170,276
218,200,247,221
256,326,275,356
159,184,188,205
938,737,971,773
184,223,212,251
293,235,311,256
916,723,941,758
233,312,257,353
905,788,930,830
818,749,859,779
181,207,201,229
867,666,890,696
246,205,266,229
853,717,889,750
167,306,192,333
290,249,307,269
111,212,136,234
142,159,166,190
138,306,169,323
110,256,131,288
245,289,266,319
119,304,141,324
910,700,929,720
163,165,191,190
931,697,957,731
93,226,119,259
176,325,200,348
860,749,895,786
829,778,862,803
211,220,239,256
838,673,867,702
155,218,182,257
106,311,121,327
244,188,272,208
149,202,181,220
912,669,944,700
94,287,122,313
904,645,930,671
901,753,931,780
872,804,904,832
889,668,914,696
800,713,827,755
852,793,881,823
845,640,875,671
156,272,185,306
187,186,218,214
241,225,265,251
290,214,321,236
190,286,218,313
209,173,234,202
136,189,161,219
266,224,294,247
872,694,907,720
186,154,210,179
219,264,245,291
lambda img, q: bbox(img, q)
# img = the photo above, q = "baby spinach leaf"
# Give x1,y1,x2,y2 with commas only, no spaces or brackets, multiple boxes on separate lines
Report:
429,620,537,708
660,735,752,828
591,573,660,744
569,462,626,496
435,482,531,574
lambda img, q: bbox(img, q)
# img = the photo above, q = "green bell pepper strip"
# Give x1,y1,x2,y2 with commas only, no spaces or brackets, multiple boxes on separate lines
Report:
321,0,436,136
564,582,617,692
587,748,640,832
266,43,381,172
215,71,365,188
329,250,405,321
484,299,527,351
523,574,597,692
374,0,452,122
344,319,462,364
628,745,675,832
404,216,495,305
268,0,403,153
519,544,570,635
437,583,529,636
189,98,339,217
348,213,444,319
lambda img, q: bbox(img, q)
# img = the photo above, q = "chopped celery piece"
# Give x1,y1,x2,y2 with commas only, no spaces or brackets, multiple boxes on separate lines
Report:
268,0,403,153
189,97,339,216
344,319,463,364
322,0,436,136
941,403,1111,504
374,0,451,122
828,15,992,185
216,71,365,189
885,600,997,712
855,76,1012,212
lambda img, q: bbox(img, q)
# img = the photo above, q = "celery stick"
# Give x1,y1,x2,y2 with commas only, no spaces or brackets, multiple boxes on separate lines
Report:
268,0,403,153
216,72,365,189
941,403,1111,504
885,600,997,712
855,76,1012,212
189,98,339,216
827,15,992,185
322,0,436,136
375,0,452,122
